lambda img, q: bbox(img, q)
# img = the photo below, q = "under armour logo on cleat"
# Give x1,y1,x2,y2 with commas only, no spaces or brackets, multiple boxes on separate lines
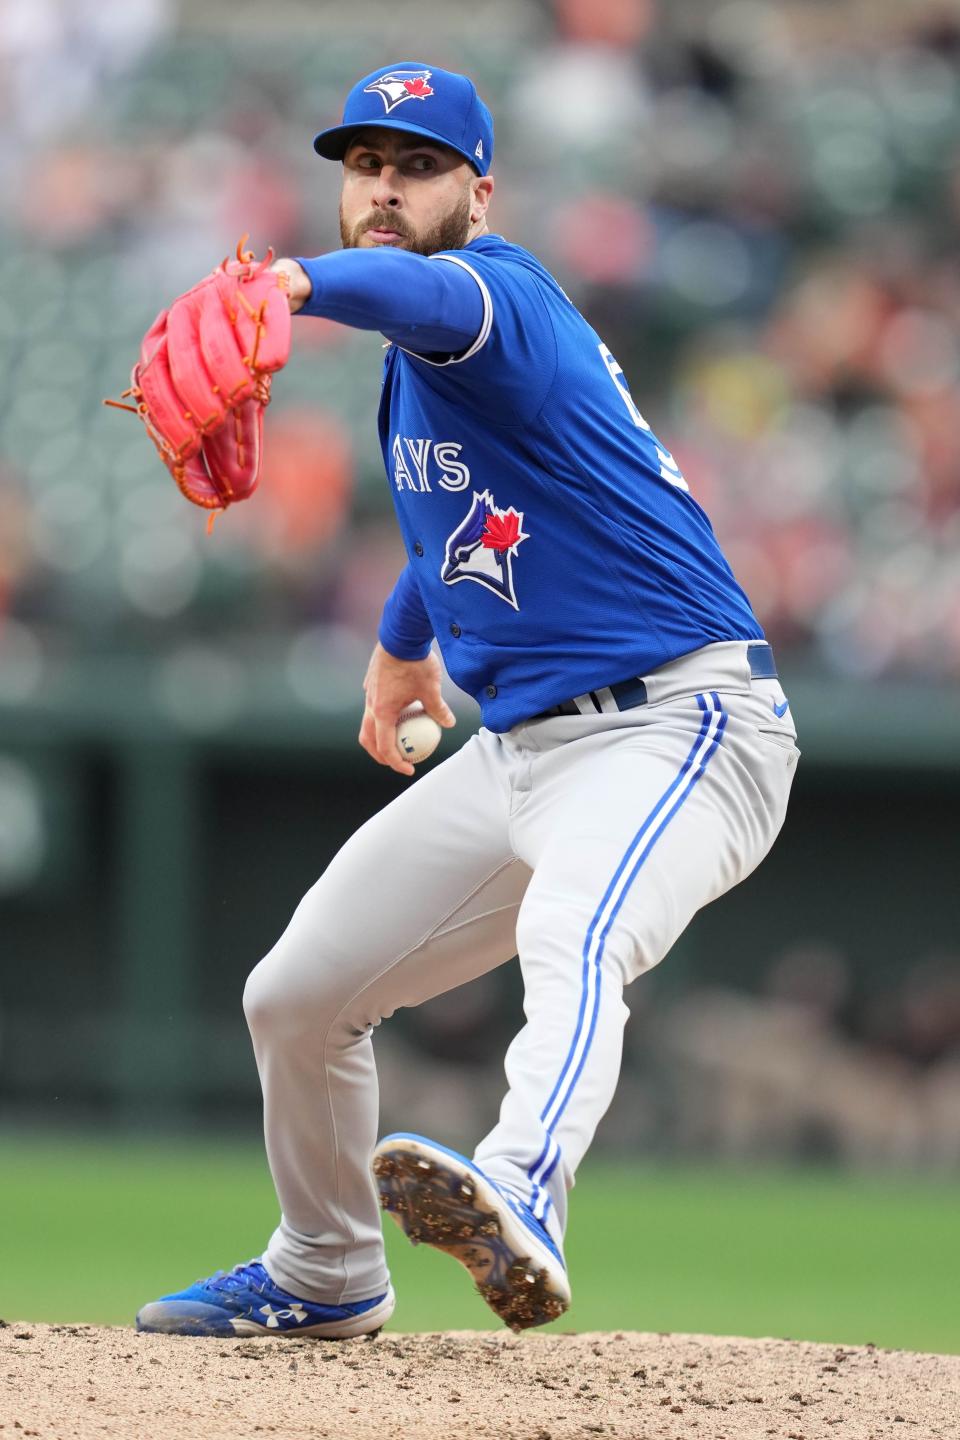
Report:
259,1302,308,1328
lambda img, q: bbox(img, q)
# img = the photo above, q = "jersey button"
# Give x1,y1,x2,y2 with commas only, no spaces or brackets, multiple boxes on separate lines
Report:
485,684,498,698
413,541,424,557
450,623,461,638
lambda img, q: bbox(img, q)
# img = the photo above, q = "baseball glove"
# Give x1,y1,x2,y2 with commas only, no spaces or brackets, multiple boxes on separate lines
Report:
106,237,291,516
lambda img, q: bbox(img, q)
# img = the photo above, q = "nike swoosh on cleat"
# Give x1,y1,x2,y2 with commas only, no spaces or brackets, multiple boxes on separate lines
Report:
773,699,789,718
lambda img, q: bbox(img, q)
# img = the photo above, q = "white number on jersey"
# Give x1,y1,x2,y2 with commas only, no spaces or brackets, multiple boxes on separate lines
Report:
598,343,690,492
655,445,690,492
599,342,650,430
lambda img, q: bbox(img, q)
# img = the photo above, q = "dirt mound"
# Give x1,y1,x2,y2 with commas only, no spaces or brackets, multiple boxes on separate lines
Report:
2,1322,957,1439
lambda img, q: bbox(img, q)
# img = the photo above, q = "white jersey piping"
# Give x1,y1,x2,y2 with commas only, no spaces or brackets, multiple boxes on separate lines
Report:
395,253,494,367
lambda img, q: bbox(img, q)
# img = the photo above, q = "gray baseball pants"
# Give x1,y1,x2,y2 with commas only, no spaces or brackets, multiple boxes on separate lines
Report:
242,640,799,1303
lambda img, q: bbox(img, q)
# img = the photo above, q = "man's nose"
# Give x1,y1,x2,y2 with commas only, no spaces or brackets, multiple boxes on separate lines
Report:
371,165,402,208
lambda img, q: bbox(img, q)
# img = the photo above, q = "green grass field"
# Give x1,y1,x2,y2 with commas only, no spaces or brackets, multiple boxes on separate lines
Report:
2,1133,957,1354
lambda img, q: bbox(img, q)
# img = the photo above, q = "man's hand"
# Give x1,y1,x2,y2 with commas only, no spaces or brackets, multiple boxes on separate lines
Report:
269,258,312,315
360,642,456,777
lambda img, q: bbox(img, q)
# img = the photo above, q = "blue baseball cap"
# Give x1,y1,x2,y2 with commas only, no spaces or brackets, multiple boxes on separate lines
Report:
313,61,494,176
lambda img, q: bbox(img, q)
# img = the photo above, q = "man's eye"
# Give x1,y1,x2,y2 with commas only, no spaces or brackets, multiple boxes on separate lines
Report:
408,156,435,172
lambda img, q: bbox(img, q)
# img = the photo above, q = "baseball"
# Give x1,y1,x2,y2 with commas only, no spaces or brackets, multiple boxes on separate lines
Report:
396,702,442,764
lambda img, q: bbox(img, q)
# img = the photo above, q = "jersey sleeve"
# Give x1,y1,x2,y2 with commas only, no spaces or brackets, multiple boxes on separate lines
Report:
396,250,559,424
378,562,436,661
293,249,485,356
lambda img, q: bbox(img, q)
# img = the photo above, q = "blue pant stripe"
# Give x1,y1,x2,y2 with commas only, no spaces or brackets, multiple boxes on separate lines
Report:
527,694,723,1215
546,702,728,1138
535,698,713,1129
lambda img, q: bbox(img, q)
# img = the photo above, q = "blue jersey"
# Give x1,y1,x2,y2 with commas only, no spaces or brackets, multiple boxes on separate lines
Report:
374,234,762,731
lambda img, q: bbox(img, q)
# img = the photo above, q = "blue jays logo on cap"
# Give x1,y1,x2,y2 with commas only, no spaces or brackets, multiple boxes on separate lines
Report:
313,60,494,176
442,490,528,609
365,69,435,114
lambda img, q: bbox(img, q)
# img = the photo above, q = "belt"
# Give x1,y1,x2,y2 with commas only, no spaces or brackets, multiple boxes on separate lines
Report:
530,642,778,721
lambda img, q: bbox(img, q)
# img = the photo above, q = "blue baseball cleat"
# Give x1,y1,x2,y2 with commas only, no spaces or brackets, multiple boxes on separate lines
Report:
372,1132,570,1331
135,1260,395,1338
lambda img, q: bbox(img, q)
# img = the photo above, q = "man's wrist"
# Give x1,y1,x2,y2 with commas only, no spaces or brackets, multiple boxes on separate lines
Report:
270,258,312,314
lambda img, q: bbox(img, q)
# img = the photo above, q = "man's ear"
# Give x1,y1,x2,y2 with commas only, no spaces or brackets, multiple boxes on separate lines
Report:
471,173,494,223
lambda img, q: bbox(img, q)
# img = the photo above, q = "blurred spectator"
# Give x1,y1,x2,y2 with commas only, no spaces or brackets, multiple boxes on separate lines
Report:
655,941,960,1168
227,407,354,572
0,465,31,618
0,0,171,142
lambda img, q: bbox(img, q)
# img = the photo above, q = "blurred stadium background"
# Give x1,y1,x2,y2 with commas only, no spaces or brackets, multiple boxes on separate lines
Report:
1,0,959,1347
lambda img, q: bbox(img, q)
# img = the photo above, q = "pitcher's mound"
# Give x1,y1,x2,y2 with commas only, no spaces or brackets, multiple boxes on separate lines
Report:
3,1323,957,1439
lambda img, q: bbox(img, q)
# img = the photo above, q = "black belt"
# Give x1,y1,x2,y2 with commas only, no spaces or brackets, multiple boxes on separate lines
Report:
530,642,777,721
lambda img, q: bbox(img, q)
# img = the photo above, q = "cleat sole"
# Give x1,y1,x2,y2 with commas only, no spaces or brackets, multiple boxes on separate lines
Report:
372,1134,570,1332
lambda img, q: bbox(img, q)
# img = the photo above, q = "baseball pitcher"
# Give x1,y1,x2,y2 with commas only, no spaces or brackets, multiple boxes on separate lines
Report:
133,62,799,1339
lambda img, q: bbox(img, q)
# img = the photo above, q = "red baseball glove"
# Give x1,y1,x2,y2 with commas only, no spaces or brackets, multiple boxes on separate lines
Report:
107,237,291,515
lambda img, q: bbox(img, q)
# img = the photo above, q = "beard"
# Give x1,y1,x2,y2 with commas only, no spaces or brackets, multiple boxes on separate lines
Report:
340,186,473,255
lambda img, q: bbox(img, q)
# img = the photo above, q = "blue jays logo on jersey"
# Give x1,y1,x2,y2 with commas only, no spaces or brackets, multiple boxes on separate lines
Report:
441,490,529,610
364,69,435,115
